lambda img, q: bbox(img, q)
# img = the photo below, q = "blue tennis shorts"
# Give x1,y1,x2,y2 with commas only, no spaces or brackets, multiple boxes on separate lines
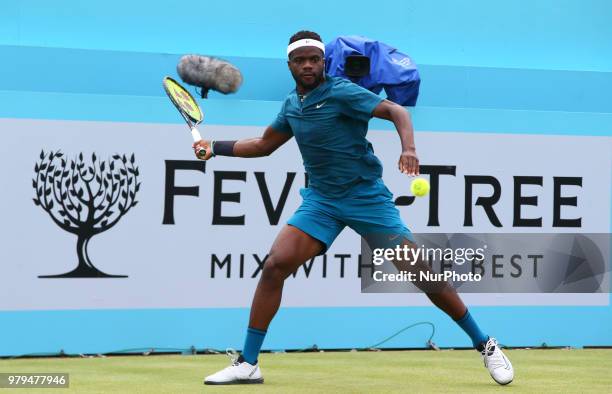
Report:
287,179,414,253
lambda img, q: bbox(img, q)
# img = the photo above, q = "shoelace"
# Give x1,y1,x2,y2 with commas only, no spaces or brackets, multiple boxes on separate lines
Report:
226,348,240,366
482,339,505,369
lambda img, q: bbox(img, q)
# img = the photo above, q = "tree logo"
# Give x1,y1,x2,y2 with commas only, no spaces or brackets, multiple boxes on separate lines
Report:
32,150,140,278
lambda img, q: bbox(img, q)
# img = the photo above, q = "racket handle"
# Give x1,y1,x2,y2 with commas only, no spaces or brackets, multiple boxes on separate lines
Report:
191,127,203,142
191,127,207,158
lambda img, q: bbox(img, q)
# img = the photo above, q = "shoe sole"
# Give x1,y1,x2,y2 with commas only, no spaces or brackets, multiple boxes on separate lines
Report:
204,378,264,385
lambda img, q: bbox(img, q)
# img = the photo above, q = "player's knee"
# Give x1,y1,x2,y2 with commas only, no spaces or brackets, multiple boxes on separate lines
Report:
261,255,291,282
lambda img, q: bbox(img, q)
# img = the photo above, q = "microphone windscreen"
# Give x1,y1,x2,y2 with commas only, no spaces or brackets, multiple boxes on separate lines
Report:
177,55,243,94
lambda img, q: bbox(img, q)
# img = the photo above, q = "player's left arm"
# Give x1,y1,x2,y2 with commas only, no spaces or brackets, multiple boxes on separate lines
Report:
372,99,419,176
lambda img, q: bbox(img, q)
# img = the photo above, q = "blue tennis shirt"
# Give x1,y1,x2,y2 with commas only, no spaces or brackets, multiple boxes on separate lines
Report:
271,75,385,198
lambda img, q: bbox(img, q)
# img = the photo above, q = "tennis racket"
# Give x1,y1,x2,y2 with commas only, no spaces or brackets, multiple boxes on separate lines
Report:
162,76,207,158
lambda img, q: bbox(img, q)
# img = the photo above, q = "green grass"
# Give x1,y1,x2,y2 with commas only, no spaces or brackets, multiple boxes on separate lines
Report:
0,349,611,393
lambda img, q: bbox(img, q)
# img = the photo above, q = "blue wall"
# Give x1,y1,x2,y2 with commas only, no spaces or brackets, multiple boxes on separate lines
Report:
3,0,612,71
1,0,611,356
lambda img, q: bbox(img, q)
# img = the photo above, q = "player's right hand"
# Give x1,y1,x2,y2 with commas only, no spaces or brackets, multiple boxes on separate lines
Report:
193,140,213,160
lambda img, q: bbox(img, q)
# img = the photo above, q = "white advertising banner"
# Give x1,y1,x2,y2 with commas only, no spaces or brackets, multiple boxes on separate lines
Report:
1,118,610,310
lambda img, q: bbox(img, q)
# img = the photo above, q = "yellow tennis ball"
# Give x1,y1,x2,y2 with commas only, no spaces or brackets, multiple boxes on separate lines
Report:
411,178,430,197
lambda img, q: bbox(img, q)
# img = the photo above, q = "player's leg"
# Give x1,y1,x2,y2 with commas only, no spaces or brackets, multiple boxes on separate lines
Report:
243,224,324,359
385,239,513,385
365,233,480,333
243,189,346,364
386,238,485,343
204,225,323,385
204,189,344,385
344,179,513,385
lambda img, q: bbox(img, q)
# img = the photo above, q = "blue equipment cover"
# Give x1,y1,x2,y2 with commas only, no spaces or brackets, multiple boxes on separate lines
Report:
325,36,420,106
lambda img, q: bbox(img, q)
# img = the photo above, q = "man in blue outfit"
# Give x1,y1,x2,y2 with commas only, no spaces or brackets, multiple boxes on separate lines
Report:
197,30,514,386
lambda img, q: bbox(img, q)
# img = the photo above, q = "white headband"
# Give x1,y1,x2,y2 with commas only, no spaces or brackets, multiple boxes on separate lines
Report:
287,39,325,56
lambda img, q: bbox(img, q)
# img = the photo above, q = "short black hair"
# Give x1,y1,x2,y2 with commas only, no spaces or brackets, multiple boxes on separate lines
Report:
289,30,323,44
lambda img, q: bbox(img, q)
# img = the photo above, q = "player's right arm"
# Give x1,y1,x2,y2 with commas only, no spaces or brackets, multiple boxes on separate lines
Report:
232,126,293,157
192,126,292,160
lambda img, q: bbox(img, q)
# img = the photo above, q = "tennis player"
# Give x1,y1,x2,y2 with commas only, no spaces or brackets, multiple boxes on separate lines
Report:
197,31,514,386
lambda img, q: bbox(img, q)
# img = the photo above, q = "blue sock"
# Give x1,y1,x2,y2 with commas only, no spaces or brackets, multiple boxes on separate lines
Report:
454,310,488,349
241,327,267,364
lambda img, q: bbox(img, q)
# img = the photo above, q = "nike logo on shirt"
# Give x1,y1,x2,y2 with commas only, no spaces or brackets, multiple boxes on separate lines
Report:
316,101,327,109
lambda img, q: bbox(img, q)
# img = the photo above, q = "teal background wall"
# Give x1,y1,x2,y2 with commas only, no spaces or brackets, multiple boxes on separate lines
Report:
1,0,611,356
2,0,612,71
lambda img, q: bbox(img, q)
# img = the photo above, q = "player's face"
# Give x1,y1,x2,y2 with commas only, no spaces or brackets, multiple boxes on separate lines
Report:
288,46,325,92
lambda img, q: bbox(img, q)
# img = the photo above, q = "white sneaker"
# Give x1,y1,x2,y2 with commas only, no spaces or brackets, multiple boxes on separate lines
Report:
204,349,264,385
482,338,514,385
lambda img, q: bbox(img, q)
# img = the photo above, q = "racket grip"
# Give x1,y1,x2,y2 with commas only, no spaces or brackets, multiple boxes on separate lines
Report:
191,128,203,142
191,128,207,158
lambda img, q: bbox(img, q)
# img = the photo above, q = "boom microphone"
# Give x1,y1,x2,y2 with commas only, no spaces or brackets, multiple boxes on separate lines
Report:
177,55,243,98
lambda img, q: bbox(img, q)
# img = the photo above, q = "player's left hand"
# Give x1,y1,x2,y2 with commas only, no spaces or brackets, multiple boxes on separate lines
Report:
399,148,419,176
